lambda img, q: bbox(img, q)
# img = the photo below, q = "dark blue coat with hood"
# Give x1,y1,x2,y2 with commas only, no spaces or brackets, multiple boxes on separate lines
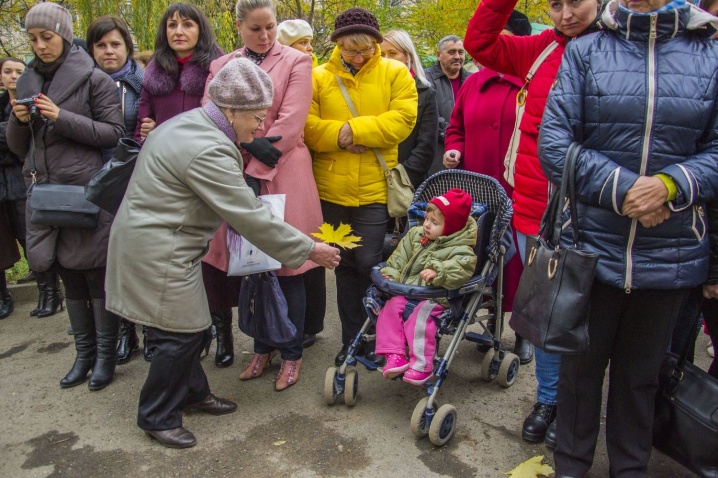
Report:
538,0,718,291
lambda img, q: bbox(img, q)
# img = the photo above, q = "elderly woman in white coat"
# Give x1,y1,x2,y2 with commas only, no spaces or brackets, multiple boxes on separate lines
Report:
105,58,339,449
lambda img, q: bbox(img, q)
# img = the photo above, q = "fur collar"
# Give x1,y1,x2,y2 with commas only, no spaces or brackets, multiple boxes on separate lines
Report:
142,59,209,97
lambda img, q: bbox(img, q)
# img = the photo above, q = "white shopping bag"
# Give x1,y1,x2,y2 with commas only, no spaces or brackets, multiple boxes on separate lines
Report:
227,194,286,276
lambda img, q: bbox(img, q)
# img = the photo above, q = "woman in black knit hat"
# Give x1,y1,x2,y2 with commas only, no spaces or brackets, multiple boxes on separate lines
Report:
304,7,418,366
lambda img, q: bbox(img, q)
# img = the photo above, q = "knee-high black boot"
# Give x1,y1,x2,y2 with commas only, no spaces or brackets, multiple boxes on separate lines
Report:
30,273,46,317
60,299,95,388
88,299,119,390
116,318,139,364
213,309,234,368
37,272,64,318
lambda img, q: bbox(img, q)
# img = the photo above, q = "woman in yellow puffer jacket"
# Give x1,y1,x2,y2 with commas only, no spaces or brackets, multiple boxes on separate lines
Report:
304,7,417,366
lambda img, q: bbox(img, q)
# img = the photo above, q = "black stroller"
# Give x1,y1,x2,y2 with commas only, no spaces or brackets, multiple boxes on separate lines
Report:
323,170,519,446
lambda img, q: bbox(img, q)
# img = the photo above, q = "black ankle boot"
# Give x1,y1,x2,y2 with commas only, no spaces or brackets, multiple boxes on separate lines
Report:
30,273,46,317
514,334,534,365
116,319,139,364
544,418,557,449
37,272,64,318
142,325,153,361
213,309,234,368
88,299,119,391
363,341,386,367
522,402,557,442
60,299,95,388
0,288,13,320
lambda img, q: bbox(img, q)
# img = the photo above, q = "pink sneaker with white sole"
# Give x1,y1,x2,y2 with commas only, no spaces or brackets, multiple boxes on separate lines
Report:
382,354,409,379
402,368,433,386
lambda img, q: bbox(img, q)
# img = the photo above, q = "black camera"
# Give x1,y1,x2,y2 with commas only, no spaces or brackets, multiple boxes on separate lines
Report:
16,96,40,117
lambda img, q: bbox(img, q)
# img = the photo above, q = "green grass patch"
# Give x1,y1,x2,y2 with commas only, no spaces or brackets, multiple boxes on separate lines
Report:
5,245,29,283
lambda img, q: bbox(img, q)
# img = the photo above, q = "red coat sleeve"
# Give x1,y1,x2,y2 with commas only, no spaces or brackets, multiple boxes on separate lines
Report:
464,0,555,81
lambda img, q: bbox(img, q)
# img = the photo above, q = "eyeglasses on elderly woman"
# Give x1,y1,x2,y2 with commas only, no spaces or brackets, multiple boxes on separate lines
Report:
340,47,375,59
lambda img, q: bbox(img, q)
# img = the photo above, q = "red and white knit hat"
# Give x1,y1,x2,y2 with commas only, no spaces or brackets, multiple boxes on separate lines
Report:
429,188,473,237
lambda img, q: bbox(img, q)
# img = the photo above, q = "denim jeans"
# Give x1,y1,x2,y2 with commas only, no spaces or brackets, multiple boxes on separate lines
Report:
517,231,560,406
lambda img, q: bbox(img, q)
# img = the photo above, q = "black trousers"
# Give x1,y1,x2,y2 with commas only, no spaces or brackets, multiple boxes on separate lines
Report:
554,281,688,478
320,201,389,345
303,266,326,336
137,327,210,431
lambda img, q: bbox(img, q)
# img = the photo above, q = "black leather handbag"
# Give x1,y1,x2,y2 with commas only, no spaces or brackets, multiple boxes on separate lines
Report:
509,142,598,354
653,310,718,478
30,183,99,229
27,135,100,229
85,138,141,215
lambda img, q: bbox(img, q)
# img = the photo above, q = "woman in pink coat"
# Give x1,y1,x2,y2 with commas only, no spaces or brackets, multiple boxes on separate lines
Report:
201,0,322,391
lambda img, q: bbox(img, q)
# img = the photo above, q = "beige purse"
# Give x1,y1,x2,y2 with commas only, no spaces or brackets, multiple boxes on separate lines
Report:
503,41,559,187
335,75,414,218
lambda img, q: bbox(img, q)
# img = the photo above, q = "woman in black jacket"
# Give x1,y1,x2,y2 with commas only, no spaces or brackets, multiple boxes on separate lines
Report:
380,29,437,190
0,57,27,320
86,15,146,365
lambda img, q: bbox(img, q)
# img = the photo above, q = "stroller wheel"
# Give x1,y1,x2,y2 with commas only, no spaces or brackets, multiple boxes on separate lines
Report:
410,397,437,438
480,350,496,382
497,353,520,388
324,367,339,405
429,404,457,446
344,370,358,407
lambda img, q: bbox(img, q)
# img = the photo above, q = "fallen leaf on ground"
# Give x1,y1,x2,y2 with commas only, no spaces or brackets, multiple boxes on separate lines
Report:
504,455,554,477
272,440,286,446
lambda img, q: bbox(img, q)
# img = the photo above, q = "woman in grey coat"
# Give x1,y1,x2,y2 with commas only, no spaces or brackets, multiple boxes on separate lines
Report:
106,58,339,449
7,3,124,391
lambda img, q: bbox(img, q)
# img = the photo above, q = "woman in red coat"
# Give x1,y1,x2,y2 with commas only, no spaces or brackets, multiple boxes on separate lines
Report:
443,10,531,366
461,0,602,448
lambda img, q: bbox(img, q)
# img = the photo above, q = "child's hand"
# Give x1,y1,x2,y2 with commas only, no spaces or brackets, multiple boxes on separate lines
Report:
381,273,392,280
419,269,437,283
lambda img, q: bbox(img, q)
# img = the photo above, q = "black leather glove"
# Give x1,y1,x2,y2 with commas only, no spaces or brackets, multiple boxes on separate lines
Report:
239,136,282,168
245,175,261,197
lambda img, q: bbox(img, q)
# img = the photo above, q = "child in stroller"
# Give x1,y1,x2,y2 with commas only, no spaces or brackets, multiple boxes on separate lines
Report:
377,189,477,385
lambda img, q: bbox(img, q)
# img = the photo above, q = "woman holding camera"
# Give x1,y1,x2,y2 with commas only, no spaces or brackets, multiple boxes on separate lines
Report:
7,3,124,390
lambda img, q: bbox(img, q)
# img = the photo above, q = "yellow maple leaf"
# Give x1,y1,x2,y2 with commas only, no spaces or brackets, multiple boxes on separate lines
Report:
311,222,362,250
504,455,554,478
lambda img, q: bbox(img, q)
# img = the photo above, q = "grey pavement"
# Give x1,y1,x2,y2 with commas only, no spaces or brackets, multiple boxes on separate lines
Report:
0,272,704,477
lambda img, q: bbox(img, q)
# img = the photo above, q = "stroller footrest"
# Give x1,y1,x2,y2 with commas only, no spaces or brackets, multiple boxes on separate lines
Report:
465,331,492,346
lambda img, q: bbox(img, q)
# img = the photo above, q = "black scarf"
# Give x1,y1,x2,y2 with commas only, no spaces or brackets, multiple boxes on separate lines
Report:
29,41,71,87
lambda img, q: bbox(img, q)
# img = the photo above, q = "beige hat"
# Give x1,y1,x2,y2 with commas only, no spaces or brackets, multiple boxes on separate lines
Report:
277,19,313,47
208,58,273,110
24,2,73,44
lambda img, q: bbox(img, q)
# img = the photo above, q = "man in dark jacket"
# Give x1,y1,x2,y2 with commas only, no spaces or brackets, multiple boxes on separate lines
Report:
424,35,471,175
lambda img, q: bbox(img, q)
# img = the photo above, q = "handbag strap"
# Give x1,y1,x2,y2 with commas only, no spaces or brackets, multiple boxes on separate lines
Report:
334,75,390,174
516,42,559,106
541,142,583,247
526,42,559,84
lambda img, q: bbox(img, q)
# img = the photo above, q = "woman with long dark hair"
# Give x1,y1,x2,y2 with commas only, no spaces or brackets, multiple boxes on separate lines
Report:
131,3,221,361
133,3,222,144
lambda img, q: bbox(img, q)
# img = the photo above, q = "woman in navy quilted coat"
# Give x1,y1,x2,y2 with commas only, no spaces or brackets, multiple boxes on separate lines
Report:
539,0,718,476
